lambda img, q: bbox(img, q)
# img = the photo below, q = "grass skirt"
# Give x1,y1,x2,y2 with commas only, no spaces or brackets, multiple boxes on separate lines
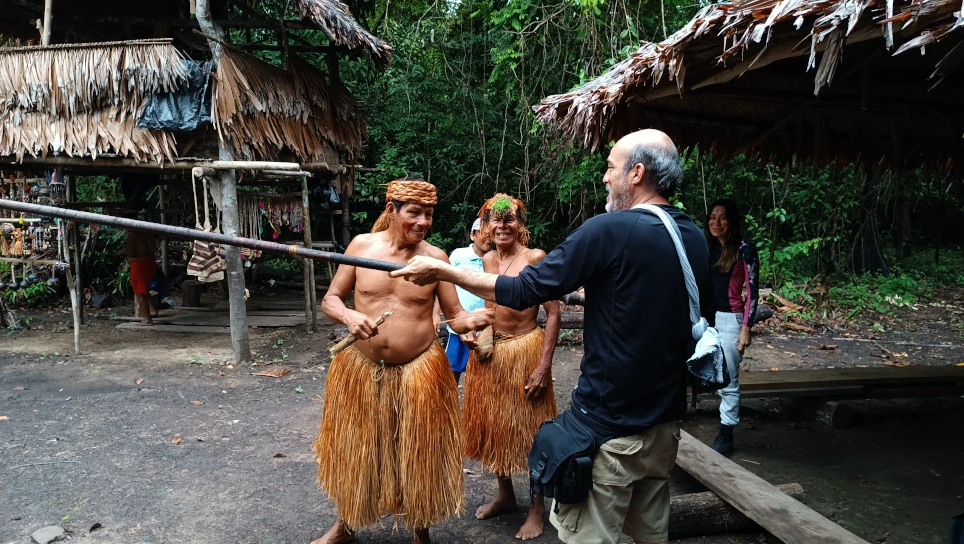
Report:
464,327,557,475
313,342,465,530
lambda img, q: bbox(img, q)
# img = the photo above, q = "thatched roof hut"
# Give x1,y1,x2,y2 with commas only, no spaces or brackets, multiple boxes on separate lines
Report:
0,0,389,167
534,0,964,169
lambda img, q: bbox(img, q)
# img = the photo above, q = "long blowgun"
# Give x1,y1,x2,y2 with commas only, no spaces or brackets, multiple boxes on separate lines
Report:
0,199,403,272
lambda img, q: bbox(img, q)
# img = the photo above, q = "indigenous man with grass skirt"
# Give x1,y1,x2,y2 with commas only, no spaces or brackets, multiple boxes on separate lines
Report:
466,193,561,540
313,176,493,544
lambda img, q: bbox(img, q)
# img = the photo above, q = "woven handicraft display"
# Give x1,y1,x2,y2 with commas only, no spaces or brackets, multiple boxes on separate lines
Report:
186,175,225,283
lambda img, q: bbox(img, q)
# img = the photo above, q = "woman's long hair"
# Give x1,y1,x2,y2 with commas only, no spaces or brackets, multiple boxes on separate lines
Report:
705,198,743,273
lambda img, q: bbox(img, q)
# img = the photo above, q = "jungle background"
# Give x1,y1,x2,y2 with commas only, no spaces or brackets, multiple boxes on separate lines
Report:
4,0,964,330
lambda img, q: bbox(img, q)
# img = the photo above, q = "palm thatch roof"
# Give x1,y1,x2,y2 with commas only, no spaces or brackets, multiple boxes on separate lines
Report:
297,0,392,68
0,0,391,68
214,48,366,161
0,39,187,163
0,39,368,164
535,0,964,169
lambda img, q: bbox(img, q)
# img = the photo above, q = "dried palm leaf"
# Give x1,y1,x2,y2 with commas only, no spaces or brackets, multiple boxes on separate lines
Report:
296,0,392,69
214,48,365,161
534,0,964,150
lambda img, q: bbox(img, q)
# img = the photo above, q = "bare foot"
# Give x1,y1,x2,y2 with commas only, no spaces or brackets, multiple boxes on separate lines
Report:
136,320,154,327
476,494,517,519
310,520,355,544
413,528,430,544
515,505,546,540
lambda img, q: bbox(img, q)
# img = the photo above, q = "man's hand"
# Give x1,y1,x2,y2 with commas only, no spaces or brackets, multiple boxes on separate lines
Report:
524,364,552,400
460,331,479,349
342,309,379,340
463,308,494,331
389,255,448,286
737,325,752,353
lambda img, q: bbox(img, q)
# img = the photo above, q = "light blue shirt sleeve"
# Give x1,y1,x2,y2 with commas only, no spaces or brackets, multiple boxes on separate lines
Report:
446,246,486,334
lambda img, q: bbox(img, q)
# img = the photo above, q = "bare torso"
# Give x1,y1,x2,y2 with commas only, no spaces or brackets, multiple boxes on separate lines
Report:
484,248,544,337
331,232,445,364
124,231,156,262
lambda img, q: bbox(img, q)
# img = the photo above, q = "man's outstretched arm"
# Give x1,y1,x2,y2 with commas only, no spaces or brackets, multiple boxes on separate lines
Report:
389,256,499,302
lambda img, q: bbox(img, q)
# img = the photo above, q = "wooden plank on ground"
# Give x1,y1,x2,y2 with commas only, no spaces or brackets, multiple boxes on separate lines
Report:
676,431,869,544
740,366,964,390
116,315,306,329
116,323,231,334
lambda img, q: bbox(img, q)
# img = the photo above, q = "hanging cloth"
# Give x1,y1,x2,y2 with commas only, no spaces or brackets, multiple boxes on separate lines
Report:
186,174,226,283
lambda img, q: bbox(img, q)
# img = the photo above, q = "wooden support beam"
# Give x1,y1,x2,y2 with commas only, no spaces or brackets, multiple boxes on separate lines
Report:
159,185,168,276
302,175,317,332
0,257,60,265
2,156,357,174
41,0,52,45
676,431,869,543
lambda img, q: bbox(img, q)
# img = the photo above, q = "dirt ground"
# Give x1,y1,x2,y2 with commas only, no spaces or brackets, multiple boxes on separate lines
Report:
2,291,963,544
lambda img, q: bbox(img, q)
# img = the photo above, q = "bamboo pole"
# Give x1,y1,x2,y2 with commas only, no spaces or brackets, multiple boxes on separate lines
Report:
0,200,403,272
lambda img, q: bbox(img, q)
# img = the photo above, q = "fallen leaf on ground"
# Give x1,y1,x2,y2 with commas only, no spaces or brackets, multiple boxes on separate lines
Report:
128,523,141,535
770,367,779,371
89,523,103,532
191,401,204,405
880,360,915,367
957,362,964,367
770,292,804,311
893,352,908,358
0,416,9,421
814,344,838,350
171,437,182,445
273,453,286,458
254,368,291,378
784,322,814,333
135,378,144,385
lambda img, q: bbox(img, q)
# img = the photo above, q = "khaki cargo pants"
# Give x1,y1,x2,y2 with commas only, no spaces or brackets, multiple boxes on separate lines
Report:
549,420,681,544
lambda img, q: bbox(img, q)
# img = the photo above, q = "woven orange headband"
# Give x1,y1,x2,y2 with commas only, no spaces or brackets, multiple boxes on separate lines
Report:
371,179,438,233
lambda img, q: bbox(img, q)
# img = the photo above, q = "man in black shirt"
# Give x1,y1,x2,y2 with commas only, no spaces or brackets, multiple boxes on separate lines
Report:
391,129,712,544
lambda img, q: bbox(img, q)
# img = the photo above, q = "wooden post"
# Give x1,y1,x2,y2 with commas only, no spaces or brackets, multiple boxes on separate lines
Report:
302,176,317,331
159,184,168,276
61,224,80,354
340,170,353,245
197,0,250,363
218,155,250,363
41,0,53,45
66,175,84,325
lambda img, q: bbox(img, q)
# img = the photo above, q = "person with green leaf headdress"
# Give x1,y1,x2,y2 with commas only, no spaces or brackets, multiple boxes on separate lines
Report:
464,193,561,541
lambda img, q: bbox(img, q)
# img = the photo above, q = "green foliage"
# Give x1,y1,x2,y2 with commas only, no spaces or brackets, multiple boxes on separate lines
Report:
264,257,303,272
2,282,56,307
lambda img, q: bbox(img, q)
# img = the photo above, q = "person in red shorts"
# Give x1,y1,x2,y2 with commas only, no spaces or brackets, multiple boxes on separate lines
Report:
121,215,158,326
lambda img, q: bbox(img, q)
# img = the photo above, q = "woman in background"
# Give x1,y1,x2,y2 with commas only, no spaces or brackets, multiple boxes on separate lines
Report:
705,198,759,456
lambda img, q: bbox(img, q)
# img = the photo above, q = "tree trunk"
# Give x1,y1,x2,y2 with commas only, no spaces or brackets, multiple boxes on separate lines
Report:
669,483,805,539
196,0,249,363
218,151,251,363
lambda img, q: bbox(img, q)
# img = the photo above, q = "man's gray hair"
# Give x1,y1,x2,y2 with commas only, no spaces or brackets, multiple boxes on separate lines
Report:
623,140,683,198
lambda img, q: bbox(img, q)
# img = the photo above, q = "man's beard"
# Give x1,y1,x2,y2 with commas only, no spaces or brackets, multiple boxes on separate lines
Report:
605,183,632,213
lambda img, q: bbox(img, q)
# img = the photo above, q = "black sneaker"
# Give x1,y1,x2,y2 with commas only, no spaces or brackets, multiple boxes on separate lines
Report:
712,424,735,457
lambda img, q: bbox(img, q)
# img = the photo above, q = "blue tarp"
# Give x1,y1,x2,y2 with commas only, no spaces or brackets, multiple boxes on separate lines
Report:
138,60,215,132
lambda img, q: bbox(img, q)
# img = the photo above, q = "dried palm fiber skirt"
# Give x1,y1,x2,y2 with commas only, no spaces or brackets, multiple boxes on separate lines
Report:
313,342,465,530
464,327,557,475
